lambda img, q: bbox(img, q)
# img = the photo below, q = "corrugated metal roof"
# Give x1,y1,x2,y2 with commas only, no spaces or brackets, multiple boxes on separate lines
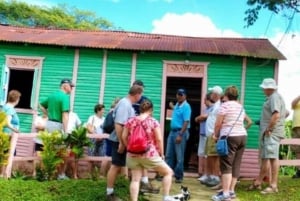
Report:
0,25,286,60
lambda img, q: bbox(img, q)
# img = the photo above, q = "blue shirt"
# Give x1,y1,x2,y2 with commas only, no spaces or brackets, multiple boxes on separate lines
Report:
2,104,20,134
170,100,191,129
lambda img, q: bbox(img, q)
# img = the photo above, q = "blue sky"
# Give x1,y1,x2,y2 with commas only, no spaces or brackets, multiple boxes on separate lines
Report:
16,0,300,111
23,0,299,38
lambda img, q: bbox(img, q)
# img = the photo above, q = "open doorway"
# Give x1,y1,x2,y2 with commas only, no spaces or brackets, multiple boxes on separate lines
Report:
164,77,202,173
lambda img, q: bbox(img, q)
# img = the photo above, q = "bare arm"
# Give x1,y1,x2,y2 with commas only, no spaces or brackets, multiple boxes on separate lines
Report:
62,112,69,132
115,123,124,145
121,127,129,147
244,114,252,130
39,104,48,118
195,114,208,123
6,115,19,133
267,111,280,131
291,96,300,109
154,127,164,157
214,114,224,139
86,123,94,134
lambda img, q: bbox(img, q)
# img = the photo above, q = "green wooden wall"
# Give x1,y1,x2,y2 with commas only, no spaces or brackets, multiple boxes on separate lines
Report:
73,49,103,123
0,42,277,148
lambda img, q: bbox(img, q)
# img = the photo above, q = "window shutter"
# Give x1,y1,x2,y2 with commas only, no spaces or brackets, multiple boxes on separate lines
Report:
30,68,39,110
0,65,10,106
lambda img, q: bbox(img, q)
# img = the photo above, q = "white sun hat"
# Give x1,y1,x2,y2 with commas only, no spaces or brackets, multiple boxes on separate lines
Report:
208,86,223,95
259,78,277,89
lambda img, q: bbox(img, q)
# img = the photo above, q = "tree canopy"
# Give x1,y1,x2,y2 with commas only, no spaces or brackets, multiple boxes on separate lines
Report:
0,0,116,30
244,0,300,27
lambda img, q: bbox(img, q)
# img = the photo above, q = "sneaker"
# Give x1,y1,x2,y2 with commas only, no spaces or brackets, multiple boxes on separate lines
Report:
206,178,220,187
198,174,208,181
106,193,122,201
57,174,70,180
211,192,231,201
175,178,183,183
140,182,160,194
200,176,211,185
229,192,236,199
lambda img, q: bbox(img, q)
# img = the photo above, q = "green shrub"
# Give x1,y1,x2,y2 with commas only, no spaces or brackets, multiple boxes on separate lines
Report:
0,111,9,167
37,130,68,180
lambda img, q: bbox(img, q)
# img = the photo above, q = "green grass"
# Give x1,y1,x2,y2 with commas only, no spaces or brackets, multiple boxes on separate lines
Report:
237,176,300,201
0,177,147,201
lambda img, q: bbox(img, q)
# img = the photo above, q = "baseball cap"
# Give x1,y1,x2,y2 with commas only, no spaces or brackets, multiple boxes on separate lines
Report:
177,88,187,96
132,80,145,87
208,86,223,95
60,78,75,87
259,78,277,89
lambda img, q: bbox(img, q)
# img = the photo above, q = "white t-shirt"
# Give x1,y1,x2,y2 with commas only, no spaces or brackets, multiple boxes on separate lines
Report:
86,114,105,134
67,112,82,133
206,100,221,135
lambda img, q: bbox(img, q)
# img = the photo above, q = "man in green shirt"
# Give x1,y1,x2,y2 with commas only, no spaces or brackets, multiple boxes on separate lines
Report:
38,78,74,180
40,78,73,132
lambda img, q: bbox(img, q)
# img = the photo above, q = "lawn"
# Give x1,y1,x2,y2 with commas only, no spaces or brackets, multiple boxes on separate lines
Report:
236,176,300,201
0,177,144,201
0,176,298,201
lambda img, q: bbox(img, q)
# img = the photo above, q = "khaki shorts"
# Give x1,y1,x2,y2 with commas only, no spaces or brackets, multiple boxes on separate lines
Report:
205,135,217,156
260,135,281,159
126,155,165,170
291,127,300,153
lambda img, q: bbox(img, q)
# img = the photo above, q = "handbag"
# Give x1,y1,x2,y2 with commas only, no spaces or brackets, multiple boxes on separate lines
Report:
216,107,243,156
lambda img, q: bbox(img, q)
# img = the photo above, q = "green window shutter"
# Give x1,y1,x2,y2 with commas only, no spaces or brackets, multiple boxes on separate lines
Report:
0,65,10,106
30,68,39,110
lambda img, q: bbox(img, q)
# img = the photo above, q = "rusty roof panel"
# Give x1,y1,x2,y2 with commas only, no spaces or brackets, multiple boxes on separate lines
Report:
0,25,286,60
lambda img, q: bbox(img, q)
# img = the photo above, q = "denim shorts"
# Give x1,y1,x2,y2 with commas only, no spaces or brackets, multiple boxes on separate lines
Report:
260,135,280,159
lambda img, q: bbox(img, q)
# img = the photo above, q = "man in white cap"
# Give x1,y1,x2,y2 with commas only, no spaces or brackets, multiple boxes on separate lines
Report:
200,86,223,187
252,78,286,194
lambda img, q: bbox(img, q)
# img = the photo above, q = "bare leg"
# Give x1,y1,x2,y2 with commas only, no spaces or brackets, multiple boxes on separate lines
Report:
256,159,270,184
107,165,121,189
230,177,238,192
198,156,206,175
269,158,279,187
130,169,143,201
100,159,110,177
153,163,173,196
221,173,231,194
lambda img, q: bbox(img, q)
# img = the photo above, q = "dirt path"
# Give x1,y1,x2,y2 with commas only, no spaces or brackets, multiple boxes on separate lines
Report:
143,177,240,201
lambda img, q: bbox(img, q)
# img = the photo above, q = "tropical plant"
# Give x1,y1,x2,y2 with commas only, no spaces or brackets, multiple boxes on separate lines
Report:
279,120,296,176
0,111,9,167
37,130,68,180
65,126,92,159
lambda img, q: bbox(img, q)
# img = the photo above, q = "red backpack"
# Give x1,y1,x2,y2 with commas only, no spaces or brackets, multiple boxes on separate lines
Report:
127,117,150,154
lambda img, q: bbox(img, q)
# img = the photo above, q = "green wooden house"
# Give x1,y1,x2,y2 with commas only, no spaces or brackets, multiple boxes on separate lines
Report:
0,25,285,166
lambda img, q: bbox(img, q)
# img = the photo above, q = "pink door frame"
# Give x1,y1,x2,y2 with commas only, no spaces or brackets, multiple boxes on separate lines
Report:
160,60,209,137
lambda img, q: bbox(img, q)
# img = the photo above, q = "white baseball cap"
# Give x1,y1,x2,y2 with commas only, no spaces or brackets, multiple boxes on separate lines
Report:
208,86,223,95
259,78,277,89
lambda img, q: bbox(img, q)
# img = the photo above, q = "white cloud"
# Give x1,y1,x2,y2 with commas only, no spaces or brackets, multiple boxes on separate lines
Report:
151,12,300,114
270,32,300,113
152,12,241,37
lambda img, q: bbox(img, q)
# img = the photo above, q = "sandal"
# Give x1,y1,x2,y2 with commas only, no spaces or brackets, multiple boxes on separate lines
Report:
261,186,278,194
247,180,262,191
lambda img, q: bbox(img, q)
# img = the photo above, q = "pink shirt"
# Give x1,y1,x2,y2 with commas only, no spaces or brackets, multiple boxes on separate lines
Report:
125,117,160,158
218,101,247,137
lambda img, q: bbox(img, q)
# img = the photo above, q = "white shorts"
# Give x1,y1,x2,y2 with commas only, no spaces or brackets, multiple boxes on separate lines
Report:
198,135,207,156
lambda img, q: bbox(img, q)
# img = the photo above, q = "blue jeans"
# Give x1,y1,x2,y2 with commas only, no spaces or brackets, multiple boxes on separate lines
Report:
165,130,189,180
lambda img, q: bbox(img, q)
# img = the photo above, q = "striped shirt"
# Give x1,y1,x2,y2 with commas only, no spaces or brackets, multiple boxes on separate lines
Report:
218,101,247,137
